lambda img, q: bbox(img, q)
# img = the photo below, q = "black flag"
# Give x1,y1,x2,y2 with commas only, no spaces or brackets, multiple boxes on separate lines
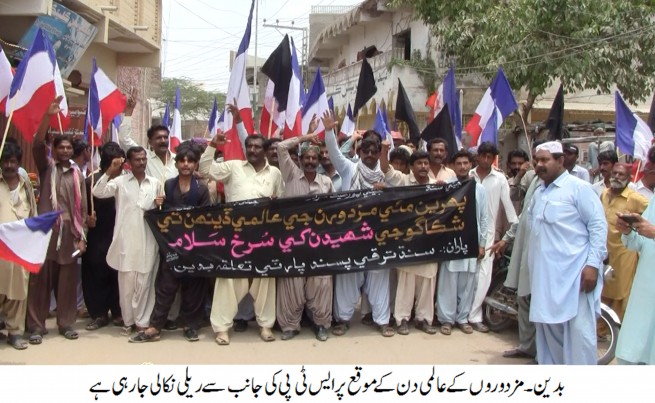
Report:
261,35,292,112
421,104,458,162
395,79,421,140
353,58,377,117
545,84,564,140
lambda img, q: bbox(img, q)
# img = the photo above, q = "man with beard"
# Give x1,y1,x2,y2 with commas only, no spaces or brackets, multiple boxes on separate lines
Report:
119,89,177,181
436,150,489,336
200,132,284,346
427,138,456,182
380,142,438,335
495,149,530,243
93,147,161,336
600,163,649,320
324,111,394,337
28,97,88,344
562,144,591,183
82,142,125,331
592,151,619,197
468,142,518,333
527,141,607,365
130,142,210,343
276,131,335,341
0,142,37,349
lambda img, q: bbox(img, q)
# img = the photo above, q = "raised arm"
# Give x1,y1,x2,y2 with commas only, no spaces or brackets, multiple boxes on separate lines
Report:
92,157,122,199
32,96,62,174
322,111,354,178
117,90,140,151
199,135,234,182
277,135,307,184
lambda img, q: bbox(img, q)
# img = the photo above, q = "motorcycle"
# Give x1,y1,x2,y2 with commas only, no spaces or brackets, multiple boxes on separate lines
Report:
483,255,620,365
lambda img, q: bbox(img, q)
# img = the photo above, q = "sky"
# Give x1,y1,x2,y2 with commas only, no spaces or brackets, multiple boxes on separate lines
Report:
161,0,360,93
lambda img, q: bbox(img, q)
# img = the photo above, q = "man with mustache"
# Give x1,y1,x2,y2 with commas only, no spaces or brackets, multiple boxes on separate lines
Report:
200,126,284,346
324,111,394,337
0,141,38,349
592,151,621,197
427,138,456,182
527,141,607,364
600,163,649,321
275,118,335,342
28,97,88,344
380,140,438,335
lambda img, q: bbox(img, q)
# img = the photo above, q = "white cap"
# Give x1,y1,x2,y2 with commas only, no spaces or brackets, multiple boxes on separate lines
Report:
536,141,563,154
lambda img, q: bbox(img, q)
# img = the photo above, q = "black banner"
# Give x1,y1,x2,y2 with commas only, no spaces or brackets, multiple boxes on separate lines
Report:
145,180,478,278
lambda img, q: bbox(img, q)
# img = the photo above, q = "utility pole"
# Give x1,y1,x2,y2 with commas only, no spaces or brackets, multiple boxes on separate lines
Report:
262,21,309,89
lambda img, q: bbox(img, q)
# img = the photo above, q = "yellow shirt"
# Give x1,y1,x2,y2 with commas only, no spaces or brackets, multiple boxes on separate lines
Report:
601,187,649,299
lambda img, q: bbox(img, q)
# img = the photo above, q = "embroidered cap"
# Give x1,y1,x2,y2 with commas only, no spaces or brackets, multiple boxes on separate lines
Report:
536,141,563,154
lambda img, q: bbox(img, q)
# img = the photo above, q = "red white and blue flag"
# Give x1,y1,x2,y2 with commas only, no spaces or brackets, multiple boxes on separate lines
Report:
87,57,126,145
340,103,356,138
284,36,304,139
110,115,122,143
259,79,285,138
0,211,60,273
170,86,182,151
0,45,13,114
162,101,170,128
6,28,64,141
465,67,518,146
373,102,393,149
223,0,255,160
208,97,225,136
301,68,330,139
615,91,654,165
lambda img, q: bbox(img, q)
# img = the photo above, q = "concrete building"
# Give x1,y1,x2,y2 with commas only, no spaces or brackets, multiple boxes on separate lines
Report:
308,0,654,155
0,0,161,172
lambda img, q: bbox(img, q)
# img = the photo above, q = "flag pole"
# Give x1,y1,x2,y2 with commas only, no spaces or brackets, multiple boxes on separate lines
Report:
202,125,209,139
518,109,533,162
267,97,275,138
57,113,64,136
0,98,16,159
633,159,642,183
89,123,95,214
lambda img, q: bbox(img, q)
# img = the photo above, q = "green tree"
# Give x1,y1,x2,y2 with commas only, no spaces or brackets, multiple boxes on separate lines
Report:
389,0,655,120
158,77,226,120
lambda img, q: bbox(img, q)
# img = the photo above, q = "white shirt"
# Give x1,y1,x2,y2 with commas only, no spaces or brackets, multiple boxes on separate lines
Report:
526,171,607,323
571,164,591,183
470,167,518,247
635,179,654,201
118,116,178,181
92,172,160,273
199,148,284,203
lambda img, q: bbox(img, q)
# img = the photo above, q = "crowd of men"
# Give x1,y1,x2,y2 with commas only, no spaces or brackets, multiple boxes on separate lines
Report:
1,94,655,367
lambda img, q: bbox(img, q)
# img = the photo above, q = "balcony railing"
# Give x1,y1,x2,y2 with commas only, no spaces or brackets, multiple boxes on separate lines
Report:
310,5,357,14
324,51,395,87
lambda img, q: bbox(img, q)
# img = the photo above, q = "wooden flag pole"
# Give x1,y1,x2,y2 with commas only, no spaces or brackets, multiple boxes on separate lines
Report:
267,97,275,138
57,113,64,136
633,158,642,183
89,123,95,213
0,98,17,159
202,125,209,139
518,109,533,162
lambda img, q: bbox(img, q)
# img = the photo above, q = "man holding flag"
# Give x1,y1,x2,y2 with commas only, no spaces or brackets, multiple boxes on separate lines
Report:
0,141,38,349
27,98,88,344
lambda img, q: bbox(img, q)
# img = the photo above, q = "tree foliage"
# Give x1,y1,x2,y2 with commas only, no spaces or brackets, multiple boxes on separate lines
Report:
389,0,655,116
158,77,226,120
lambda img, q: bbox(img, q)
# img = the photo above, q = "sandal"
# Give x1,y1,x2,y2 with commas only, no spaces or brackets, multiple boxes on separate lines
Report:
440,323,453,336
7,334,28,350
59,328,79,340
120,325,135,336
129,330,161,343
416,319,437,335
86,317,109,331
215,331,230,346
457,323,473,334
397,319,410,336
28,333,43,345
379,323,395,337
331,321,350,336
259,327,275,342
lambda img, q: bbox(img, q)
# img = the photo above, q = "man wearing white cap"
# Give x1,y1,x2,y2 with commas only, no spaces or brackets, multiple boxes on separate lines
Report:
526,141,607,364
